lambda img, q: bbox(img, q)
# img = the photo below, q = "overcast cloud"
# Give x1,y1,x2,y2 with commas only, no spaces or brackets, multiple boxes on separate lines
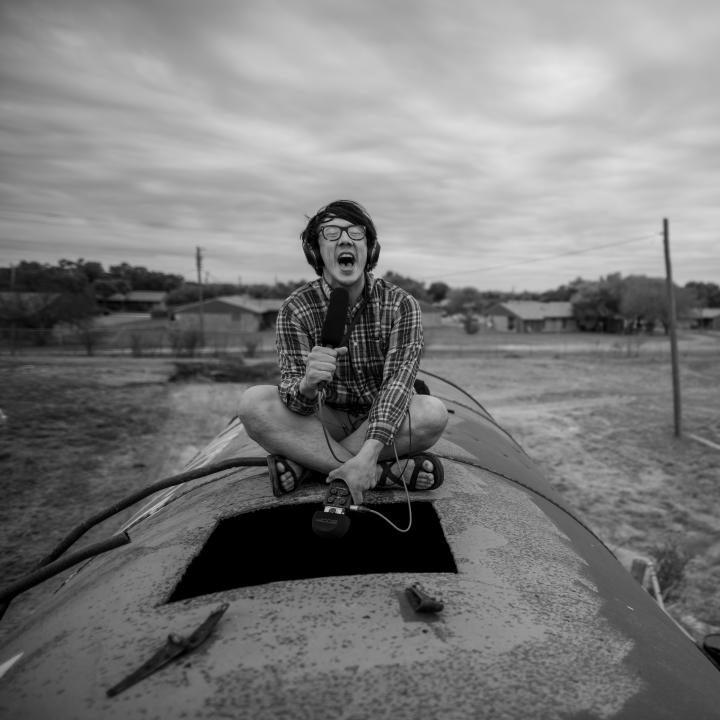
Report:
1,0,719,291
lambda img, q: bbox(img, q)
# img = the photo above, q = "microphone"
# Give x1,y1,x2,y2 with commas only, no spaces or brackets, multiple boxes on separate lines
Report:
312,479,353,539
312,289,352,539
317,286,349,396
321,287,349,348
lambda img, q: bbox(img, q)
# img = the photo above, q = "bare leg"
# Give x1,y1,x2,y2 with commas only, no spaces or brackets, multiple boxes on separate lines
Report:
238,386,448,491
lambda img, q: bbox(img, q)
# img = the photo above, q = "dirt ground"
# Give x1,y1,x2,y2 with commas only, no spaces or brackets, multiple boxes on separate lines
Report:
1,331,719,644
423,347,720,640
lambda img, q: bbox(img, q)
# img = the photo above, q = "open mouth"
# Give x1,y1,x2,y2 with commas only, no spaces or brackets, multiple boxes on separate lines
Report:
338,253,356,269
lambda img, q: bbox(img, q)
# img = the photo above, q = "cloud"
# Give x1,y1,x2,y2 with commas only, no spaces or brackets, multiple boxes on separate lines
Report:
1,0,719,290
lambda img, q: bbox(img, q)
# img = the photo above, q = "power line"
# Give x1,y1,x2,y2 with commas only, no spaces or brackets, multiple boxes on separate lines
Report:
422,233,660,282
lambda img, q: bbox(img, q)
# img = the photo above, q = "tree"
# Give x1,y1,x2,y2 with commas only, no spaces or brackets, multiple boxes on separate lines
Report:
2,259,179,296
620,275,696,334
108,263,183,291
685,281,720,308
540,281,579,302
444,286,483,316
512,290,543,301
0,292,60,344
80,260,105,284
427,282,450,303
8,261,87,293
55,291,101,355
0,288,99,346
58,258,105,284
243,281,306,299
166,284,213,307
476,290,505,312
382,271,429,301
93,277,131,299
571,274,623,332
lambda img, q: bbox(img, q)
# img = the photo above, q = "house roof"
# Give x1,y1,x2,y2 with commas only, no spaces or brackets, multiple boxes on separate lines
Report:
105,291,167,303
94,313,155,327
487,301,573,320
175,295,283,315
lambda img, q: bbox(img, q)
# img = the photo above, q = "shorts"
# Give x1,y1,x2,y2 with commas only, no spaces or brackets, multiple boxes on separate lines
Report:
317,405,369,441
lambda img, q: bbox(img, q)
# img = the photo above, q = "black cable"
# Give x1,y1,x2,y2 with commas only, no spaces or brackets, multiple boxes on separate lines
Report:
418,369,526,450
38,456,267,567
0,533,131,621
315,345,415,532
317,390,352,465
0,457,267,624
380,411,413,532
418,368,490,415
415,370,611,550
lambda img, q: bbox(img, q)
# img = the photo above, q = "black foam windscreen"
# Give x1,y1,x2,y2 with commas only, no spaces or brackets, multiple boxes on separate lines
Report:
311,510,351,539
321,287,349,347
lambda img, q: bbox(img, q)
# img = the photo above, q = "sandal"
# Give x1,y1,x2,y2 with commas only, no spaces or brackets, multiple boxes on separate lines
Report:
375,452,444,491
267,454,313,497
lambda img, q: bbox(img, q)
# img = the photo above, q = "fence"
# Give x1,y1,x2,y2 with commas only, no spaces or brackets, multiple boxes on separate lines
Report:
421,326,720,359
2,325,717,359
0,326,275,358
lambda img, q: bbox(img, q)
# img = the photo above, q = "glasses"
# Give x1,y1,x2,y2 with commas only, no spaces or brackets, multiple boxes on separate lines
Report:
319,224,366,242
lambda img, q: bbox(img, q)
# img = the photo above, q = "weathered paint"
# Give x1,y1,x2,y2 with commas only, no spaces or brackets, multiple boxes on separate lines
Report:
1,391,719,719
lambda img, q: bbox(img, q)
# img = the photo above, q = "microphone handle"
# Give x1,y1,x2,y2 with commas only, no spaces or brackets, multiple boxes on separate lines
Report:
316,340,340,395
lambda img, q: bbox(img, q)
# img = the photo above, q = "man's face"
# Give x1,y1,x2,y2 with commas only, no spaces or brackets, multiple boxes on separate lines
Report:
317,217,368,289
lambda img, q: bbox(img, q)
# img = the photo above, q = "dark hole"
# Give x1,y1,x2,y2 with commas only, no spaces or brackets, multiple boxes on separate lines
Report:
167,501,457,602
703,634,720,671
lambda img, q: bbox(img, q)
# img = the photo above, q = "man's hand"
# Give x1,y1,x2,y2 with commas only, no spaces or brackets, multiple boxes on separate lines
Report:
326,439,383,505
300,345,348,397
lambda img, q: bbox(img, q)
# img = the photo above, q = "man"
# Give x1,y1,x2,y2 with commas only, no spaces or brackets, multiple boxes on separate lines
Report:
238,199,448,505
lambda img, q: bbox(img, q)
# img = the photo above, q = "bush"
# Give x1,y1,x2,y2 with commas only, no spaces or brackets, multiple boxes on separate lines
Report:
464,315,479,334
651,539,691,603
169,327,201,357
129,332,144,357
169,358,279,383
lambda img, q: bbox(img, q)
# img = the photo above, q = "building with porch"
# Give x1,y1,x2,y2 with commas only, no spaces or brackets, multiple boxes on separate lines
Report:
484,301,576,333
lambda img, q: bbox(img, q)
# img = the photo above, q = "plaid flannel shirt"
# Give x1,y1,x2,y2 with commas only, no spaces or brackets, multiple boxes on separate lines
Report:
275,274,423,445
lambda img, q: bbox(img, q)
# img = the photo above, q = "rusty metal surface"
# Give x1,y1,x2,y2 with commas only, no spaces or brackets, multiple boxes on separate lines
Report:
1,403,720,719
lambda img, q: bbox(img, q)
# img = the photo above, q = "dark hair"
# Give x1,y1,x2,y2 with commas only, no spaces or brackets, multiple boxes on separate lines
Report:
300,199,379,276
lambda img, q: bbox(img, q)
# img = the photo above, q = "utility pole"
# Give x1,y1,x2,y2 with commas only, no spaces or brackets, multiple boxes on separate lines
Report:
9,263,16,355
196,247,205,348
663,218,681,437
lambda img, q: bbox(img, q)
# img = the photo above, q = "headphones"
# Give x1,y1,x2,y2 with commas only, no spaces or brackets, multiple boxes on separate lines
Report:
302,235,381,275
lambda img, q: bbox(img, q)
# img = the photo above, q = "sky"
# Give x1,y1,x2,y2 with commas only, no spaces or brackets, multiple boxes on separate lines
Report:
1,0,719,292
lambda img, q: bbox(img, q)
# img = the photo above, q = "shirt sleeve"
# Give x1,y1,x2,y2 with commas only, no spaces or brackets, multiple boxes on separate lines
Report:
365,293,423,444
275,299,317,415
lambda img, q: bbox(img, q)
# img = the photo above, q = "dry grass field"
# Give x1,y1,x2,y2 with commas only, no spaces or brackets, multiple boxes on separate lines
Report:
1,329,719,644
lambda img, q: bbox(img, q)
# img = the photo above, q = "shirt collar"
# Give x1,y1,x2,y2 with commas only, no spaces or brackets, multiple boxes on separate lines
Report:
319,272,375,305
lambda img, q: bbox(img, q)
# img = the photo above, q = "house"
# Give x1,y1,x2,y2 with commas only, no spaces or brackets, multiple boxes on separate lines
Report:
484,301,576,333
173,295,283,333
687,307,720,330
98,291,168,314
174,294,443,336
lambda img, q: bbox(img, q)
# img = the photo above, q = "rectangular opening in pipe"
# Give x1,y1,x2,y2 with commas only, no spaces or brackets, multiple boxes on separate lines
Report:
167,501,457,602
